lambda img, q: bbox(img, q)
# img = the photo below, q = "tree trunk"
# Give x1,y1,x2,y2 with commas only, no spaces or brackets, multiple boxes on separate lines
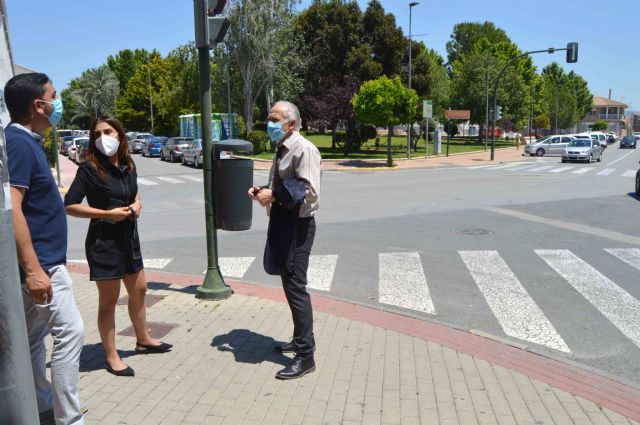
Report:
331,125,337,149
478,124,484,144
387,125,393,167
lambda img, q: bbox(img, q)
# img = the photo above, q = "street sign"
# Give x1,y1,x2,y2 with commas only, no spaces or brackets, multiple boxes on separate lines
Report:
423,100,433,119
445,110,470,120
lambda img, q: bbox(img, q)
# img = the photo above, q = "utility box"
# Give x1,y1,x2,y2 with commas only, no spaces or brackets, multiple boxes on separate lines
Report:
213,139,254,231
179,113,239,141
433,130,442,155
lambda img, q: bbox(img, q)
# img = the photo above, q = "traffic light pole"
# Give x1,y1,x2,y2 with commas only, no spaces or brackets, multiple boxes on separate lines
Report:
195,34,232,301
491,46,574,160
0,128,39,424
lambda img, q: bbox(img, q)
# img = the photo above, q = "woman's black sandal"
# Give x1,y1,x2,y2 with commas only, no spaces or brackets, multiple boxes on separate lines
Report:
135,342,173,354
105,362,135,377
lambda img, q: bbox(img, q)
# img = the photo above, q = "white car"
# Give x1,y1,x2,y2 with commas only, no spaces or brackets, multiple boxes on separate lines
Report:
68,137,88,162
633,132,640,140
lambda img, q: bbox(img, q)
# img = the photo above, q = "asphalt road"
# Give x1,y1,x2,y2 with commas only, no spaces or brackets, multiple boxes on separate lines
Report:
65,142,640,386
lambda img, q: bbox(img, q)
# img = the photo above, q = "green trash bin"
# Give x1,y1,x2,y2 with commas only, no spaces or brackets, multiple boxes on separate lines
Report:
213,139,254,231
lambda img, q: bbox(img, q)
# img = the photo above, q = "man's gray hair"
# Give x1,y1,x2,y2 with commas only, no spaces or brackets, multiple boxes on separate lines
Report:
273,100,302,131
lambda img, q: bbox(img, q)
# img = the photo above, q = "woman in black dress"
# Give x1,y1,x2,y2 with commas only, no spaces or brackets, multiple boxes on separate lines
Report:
65,116,171,376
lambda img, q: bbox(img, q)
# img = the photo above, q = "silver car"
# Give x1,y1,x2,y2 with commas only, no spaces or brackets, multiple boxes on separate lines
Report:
525,135,575,156
161,137,193,162
182,139,203,168
562,138,602,163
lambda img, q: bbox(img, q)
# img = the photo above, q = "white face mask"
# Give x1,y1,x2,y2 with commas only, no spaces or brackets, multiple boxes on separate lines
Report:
95,135,120,157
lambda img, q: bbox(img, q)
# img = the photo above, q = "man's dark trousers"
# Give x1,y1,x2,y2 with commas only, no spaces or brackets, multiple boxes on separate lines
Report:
280,216,316,358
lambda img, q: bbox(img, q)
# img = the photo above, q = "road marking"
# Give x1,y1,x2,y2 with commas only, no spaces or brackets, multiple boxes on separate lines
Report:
506,165,537,171
548,166,574,173
157,176,185,184
529,165,555,172
142,258,173,269
571,167,594,174
536,249,640,349
468,165,497,169
596,168,615,176
68,258,173,269
459,251,570,353
180,174,204,182
307,255,338,291
488,164,523,170
378,252,435,314
137,177,159,186
622,170,636,178
605,248,640,271
607,148,638,165
214,256,255,278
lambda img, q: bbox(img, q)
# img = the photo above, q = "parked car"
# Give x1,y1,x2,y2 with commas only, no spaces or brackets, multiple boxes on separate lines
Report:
633,132,640,140
620,136,637,149
128,133,153,153
525,135,575,156
606,135,616,145
160,137,193,162
578,132,607,149
562,138,602,163
68,137,88,162
635,161,640,196
75,139,91,165
182,139,203,168
141,136,168,157
59,136,76,155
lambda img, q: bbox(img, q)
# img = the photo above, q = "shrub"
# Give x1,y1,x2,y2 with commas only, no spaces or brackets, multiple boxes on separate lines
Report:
592,120,608,131
237,115,246,139
360,125,378,141
43,128,57,167
334,130,347,147
247,130,268,155
253,122,267,132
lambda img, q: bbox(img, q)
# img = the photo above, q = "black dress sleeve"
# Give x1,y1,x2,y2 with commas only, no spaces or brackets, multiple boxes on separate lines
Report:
64,165,94,206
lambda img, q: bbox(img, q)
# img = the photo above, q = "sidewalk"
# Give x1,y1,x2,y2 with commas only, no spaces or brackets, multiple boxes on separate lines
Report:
63,265,640,425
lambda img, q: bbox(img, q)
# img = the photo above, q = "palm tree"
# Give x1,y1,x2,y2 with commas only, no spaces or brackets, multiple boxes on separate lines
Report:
71,65,119,123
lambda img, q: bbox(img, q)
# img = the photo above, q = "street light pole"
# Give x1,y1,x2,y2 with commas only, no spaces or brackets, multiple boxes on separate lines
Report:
484,55,491,151
529,81,534,142
407,1,419,160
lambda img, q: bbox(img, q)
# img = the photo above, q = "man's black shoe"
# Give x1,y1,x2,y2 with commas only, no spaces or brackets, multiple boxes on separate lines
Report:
276,356,315,380
273,341,296,353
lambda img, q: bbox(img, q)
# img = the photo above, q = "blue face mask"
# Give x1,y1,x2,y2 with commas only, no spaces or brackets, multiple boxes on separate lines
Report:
267,121,287,142
39,97,64,127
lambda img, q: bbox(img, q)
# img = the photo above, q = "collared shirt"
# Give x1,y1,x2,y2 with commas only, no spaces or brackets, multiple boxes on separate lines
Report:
5,123,67,272
267,131,322,218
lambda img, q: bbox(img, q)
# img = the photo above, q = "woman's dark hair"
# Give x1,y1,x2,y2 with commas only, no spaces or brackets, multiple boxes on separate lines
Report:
88,115,134,181
4,73,50,123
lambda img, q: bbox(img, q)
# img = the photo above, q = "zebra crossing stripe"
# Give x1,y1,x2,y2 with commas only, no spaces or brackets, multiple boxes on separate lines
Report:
307,255,338,291
605,248,640,271
536,249,640,349
529,165,555,172
489,164,523,170
143,258,173,269
378,252,435,314
596,168,615,176
157,176,185,184
572,167,593,174
137,177,159,186
468,165,496,169
180,174,203,182
622,170,636,178
549,166,574,173
217,257,255,278
459,251,570,353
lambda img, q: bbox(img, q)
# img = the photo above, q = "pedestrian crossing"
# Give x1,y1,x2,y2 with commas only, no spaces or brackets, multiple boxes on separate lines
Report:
469,162,637,179
68,247,640,354
135,171,267,186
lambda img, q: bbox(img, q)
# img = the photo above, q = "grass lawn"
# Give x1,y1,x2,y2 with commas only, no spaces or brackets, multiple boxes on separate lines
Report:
245,134,516,160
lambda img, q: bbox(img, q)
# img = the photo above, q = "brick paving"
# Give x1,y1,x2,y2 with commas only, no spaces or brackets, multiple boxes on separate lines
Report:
59,269,640,425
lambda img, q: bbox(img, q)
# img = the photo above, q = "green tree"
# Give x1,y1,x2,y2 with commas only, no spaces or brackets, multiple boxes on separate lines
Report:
592,120,608,131
352,76,418,166
533,113,550,131
107,49,152,90
540,62,591,132
362,0,407,78
446,21,510,68
60,78,83,128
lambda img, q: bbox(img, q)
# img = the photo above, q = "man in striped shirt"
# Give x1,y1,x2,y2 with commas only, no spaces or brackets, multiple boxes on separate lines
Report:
248,101,322,379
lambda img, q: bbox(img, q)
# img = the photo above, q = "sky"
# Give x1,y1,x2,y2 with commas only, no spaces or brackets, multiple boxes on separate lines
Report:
6,0,640,112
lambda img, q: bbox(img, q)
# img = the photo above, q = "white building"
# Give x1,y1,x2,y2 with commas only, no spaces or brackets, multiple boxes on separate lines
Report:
0,0,14,126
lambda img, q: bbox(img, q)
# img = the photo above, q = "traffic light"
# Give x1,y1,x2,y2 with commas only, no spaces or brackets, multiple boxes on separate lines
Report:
566,42,578,63
495,105,502,120
194,0,230,49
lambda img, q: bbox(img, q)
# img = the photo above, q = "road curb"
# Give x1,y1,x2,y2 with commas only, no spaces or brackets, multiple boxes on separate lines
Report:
66,263,640,421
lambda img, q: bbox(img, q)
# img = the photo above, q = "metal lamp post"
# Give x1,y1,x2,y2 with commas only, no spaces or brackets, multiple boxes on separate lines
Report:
407,1,419,160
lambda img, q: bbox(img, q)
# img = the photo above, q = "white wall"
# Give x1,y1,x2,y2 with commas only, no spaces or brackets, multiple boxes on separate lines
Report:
0,14,14,126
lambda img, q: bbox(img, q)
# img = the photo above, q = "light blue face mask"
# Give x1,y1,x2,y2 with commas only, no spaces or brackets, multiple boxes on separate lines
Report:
267,121,287,142
39,97,64,127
